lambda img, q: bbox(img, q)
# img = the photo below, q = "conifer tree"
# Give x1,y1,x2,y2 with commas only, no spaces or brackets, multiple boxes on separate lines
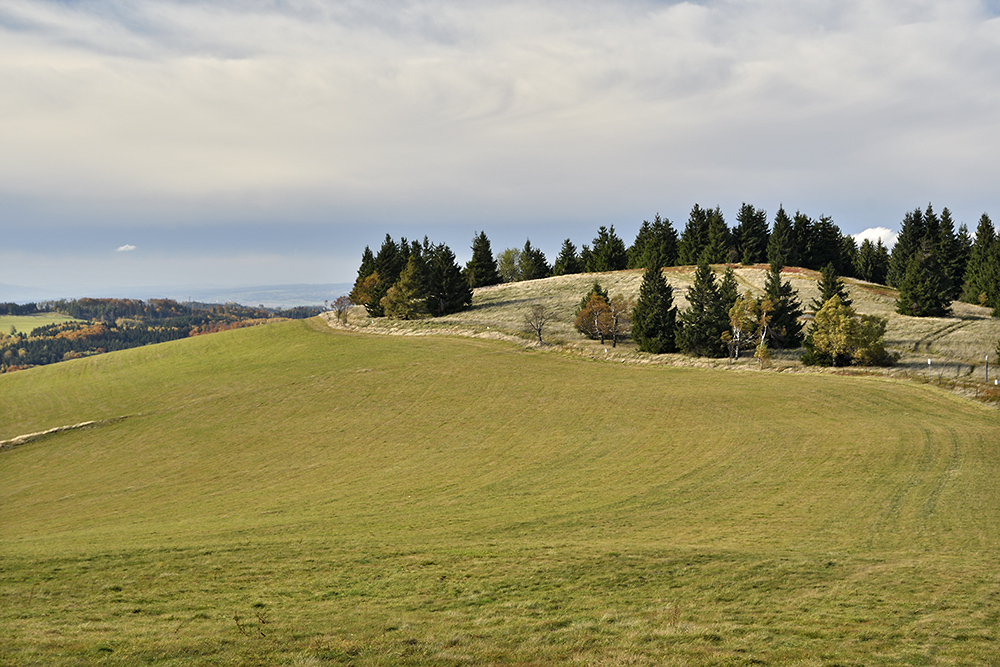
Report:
552,239,584,276
938,208,966,300
586,226,628,272
792,212,813,269
888,207,926,287
718,266,739,315
962,213,998,307
812,263,852,311
734,203,769,265
425,243,472,316
767,205,795,269
763,263,804,348
677,204,710,265
810,216,843,273
465,231,501,288
896,238,951,317
518,239,551,280
631,258,678,353
676,259,728,357
703,207,733,264
381,254,429,319
855,238,889,285
627,214,678,269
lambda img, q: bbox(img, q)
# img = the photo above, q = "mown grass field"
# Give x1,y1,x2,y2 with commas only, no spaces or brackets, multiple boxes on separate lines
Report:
0,313,80,335
3,318,1000,665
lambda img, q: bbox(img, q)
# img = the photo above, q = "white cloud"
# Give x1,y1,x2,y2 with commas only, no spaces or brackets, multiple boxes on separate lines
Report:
116,244,137,252
853,227,897,249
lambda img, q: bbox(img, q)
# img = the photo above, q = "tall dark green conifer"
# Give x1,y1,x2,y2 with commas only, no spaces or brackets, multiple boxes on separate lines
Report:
855,239,889,285
896,238,951,317
792,212,813,269
425,243,472,316
734,203,769,265
519,239,551,280
763,263,804,348
627,214,678,269
703,207,733,264
631,257,678,353
465,231,501,288
767,206,795,268
962,213,999,308
676,259,728,357
586,226,628,272
812,263,852,311
678,204,710,265
888,207,926,287
552,239,583,276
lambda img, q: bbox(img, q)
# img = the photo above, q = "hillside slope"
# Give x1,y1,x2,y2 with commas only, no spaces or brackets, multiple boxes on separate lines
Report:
338,266,1000,380
3,320,1000,665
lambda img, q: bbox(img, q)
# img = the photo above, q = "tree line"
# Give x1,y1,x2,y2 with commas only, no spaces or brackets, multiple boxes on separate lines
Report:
350,202,998,322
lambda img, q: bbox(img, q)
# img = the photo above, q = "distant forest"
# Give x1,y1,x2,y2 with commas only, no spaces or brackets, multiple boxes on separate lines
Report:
0,298,321,373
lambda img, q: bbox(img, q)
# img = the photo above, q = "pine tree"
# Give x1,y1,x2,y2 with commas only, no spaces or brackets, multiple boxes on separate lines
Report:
718,266,739,315
631,257,678,353
677,204,710,265
792,212,813,269
896,238,951,317
855,239,889,285
465,231,501,288
676,259,728,357
734,203,769,265
552,239,584,276
703,207,733,264
627,214,678,269
812,262,852,311
767,205,795,269
838,234,858,278
938,208,965,300
381,254,429,319
519,239,551,280
888,207,926,287
586,226,628,272
763,263,804,348
425,243,472,316
809,215,843,273
962,213,998,307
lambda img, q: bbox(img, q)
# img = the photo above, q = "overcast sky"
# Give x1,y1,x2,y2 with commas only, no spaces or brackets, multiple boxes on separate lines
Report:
2,0,1000,297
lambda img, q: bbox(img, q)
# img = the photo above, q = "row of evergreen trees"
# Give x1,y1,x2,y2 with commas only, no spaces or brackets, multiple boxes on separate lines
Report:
350,235,473,318
350,203,998,321
628,258,806,357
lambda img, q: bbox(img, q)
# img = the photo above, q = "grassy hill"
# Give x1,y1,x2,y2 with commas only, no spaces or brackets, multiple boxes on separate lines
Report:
3,317,1000,665
340,266,1000,383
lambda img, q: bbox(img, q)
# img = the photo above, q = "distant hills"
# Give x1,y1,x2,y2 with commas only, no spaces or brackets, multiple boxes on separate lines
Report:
0,283,352,309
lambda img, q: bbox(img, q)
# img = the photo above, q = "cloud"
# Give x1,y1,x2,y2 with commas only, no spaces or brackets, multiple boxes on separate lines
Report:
116,244,137,252
853,227,898,249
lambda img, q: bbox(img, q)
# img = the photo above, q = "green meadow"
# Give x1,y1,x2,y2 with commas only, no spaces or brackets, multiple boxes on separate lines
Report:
0,313,80,335
3,318,1000,665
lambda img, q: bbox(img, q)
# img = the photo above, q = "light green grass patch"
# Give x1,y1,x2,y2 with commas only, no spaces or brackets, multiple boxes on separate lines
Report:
0,313,80,335
2,320,1000,665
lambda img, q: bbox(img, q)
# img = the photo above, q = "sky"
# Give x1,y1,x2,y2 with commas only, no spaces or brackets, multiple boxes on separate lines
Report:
2,0,1000,299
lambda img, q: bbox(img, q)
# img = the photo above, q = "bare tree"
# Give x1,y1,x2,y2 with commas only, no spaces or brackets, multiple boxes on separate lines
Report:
605,294,633,348
332,296,353,323
524,304,555,344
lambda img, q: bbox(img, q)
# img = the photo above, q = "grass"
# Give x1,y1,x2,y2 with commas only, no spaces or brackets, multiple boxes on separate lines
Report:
339,267,1000,385
0,313,80,335
3,319,1000,665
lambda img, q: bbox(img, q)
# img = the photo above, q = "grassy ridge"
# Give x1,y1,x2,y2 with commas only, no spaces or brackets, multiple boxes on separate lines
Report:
3,320,1000,665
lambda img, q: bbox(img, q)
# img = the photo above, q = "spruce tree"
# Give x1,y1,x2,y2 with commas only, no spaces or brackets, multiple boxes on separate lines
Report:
767,205,795,269
792,212,813,269
552,239,584,276
676,259,728,357
586,225,628,272
703,207,733,264
627,214,678,269
381,254,429,319
854,239,886,284
810,215,843,273
962,213,998,307
425,243,472,316
734,203,769,265
518,239,551,280
631,258,678,353
763,263,804,348
938,208,965,300
895,238,951,317
677,204,710,265
465,231,501,288
812,262,852,311
888,207,926,287
718,266,739,315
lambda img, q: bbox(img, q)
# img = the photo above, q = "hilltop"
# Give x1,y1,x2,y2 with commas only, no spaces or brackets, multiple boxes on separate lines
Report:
333,265,1000,386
